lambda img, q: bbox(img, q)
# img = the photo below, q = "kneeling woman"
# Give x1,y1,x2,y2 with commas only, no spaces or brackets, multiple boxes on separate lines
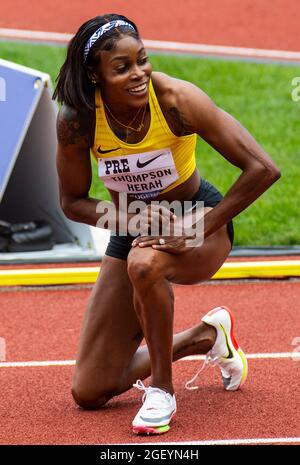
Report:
53,14,280,435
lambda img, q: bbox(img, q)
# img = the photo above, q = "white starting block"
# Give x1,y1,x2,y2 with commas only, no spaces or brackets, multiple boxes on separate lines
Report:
0,59,110,263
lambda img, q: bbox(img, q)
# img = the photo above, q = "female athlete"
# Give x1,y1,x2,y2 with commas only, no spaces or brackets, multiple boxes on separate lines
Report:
53,13,280,435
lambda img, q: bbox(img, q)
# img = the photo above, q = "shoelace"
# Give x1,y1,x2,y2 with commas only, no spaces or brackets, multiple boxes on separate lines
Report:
185,353,219,391
133,380,171,406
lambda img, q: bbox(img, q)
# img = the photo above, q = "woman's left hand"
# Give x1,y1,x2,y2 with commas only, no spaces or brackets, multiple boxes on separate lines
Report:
131,235,193,255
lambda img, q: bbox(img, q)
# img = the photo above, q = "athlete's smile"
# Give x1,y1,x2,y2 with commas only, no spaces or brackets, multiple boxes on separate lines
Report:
127,82,149,96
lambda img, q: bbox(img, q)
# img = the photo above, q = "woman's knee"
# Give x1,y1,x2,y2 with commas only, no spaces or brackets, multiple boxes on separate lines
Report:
71,388,109,410
71,378,119,410
127,248,164,286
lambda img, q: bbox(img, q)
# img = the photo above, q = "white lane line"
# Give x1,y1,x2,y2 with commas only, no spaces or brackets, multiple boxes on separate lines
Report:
0,360,75,367
121,437,300,446
145,39,300,61
0,28,72,42
0,28,300,62
184,352,299,360
0,352,298,368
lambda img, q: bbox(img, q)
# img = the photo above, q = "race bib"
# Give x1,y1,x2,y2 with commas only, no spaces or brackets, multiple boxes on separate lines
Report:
98,148,179,199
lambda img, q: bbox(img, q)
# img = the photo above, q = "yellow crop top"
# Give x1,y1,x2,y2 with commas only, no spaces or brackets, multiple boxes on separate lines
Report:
91,79,197,200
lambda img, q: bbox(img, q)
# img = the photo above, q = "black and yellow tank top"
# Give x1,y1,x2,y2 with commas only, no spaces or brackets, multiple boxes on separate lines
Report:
91,80,197,200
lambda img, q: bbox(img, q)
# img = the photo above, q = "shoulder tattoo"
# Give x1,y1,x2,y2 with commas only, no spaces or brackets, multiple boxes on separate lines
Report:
57,107,93,147
168,106,194,136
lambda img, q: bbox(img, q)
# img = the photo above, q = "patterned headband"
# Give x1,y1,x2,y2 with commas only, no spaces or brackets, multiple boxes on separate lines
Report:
83,20,136,62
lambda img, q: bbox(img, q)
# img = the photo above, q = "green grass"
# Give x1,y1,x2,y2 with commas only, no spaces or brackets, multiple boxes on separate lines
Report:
1,41,300,245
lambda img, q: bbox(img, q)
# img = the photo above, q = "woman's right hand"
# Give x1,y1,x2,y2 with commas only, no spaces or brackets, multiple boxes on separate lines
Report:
137,203,177,237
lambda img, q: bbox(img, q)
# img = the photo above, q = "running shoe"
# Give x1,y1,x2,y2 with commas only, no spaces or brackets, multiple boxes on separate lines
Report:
185,306,248,391
132,380,177,435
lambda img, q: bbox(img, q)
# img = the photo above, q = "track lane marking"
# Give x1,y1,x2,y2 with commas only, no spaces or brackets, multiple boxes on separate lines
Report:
0,352,298,368
184,352,299,360
1,260,300,286
119,437,300,445
0,28,300,62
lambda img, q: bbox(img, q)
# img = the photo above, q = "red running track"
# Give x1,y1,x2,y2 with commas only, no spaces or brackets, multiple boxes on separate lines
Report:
0,0,300,51
0,280,299,444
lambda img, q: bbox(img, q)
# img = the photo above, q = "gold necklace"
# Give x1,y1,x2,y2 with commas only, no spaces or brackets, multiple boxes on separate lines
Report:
104,103,147,133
